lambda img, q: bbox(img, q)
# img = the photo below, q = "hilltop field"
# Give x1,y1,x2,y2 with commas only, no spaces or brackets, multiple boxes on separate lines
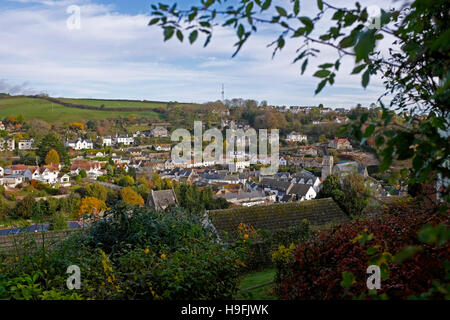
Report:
0,96,200,123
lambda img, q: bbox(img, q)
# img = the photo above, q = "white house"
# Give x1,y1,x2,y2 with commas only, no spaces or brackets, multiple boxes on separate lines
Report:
214,190,275,207
38,168,60,184
297,146,318,156
58,173,71,187
229,160,250,173
164,159,175,170
288,184,317,201
70,161,104,179
292,170,321,190
153,144,171,151
286,131,307,143
328,137,352,150
18,138,34,150
102,136,113,147
24,166,60,185
115,134,134,146
150,126,168,138
4,164,27,175
2,174,24,187
0,139,15,151
66,138,94,150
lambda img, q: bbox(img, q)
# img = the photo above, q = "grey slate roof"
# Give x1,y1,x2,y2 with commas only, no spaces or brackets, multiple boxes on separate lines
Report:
259,178,293,193
292,169,316,179
206,198,348,240
215,190,268,201
147,189,178,211
288,184,313,197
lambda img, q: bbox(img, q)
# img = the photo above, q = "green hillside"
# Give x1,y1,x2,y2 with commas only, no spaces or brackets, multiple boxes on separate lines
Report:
0,96,163,123
58,98,166,109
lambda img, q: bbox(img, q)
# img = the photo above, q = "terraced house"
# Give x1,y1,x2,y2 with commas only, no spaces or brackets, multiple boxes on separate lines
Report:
70,160,104,179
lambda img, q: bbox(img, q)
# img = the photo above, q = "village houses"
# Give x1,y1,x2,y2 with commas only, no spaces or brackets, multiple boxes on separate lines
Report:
286,131,307,143
328,137,352,150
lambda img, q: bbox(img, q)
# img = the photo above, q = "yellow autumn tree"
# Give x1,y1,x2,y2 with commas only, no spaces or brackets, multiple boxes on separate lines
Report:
45,148,60,164
70,122,85,131
120,187,144,206
151,172,163,190
78,196,107,218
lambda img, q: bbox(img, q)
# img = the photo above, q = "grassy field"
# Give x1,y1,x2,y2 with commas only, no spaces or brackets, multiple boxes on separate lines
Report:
58,98,166,109
236,268,278,300
0,97,163,123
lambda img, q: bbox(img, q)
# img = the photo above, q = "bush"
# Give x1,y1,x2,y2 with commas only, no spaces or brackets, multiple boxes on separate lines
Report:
49,212,68,231
241,222,312,271
118,175,134,187
276,200,449,299
120,187,144,206
79,170,87,178
14,196,36,219
0,204,243,300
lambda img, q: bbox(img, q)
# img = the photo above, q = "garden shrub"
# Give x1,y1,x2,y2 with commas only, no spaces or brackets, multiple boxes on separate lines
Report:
237,221,313,271
276,200,449,299
0,203,243,300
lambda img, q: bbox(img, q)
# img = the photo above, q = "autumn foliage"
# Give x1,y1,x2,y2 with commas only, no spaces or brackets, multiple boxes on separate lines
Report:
276,199,449,300
70,122,85,131
120,187,144,206
45,148,60,164
78,196,107,218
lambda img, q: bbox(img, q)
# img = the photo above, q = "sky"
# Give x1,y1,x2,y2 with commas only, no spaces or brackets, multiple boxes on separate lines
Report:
0,0,400,108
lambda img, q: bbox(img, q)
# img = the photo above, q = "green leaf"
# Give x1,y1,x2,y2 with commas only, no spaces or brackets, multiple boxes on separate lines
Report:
276,6,287,16
163,27,175,41
315,79,327,94
317,0,323,11
344,13,358,26
362,69,370,88
293,27,306,37
334,60,341,70
223,18,237,27
261,0,271,11
148,18,160,26
204,0,214,8
237,24,245,38
332,10,344,20
363,124,375,137
393,246,423,264
351,64,366,74
354,29,376,62
367,246,379,255
301,58,308,75
318,63,333,69
189,30,198,44
188,10,197,22
339,35,355,48
293,0,300,15
313,70,330,78
246,2,254,15
419,224,450,247
299,17,313,34
278,37,285,49
340,271,355,288
176,30,184,42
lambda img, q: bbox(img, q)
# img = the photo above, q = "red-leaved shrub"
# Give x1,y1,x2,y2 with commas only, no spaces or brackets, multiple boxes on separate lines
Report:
277,200,449,299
